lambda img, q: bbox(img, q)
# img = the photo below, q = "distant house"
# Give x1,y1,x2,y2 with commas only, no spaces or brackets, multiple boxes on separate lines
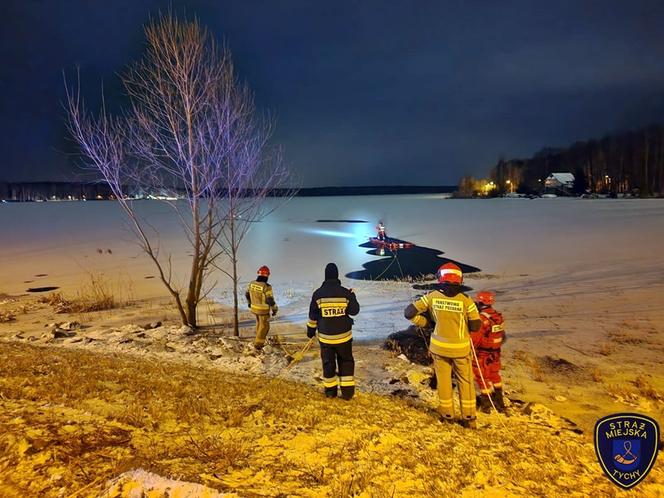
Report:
545,173,575,190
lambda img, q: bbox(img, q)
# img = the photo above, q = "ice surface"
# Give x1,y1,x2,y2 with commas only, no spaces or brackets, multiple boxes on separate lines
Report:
1,196,663,340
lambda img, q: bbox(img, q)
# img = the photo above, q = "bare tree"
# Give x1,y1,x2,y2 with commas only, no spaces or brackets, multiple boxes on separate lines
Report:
203,64,296,336
65,13,293,328
217,108,295,336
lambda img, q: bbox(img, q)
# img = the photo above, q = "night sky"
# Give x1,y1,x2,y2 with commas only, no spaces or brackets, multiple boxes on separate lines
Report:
3,1,664,186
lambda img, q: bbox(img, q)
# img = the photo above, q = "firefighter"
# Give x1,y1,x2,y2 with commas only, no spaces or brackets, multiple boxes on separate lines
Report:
307,263,360,400
245,265,278,350
404,262,481,428
471,290,506,413
376,220,387,241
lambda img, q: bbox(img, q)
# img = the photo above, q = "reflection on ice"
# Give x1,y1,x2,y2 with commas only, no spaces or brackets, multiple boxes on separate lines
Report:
299,228,358,239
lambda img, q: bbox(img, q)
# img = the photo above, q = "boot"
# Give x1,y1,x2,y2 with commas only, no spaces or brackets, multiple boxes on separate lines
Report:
428,372,437,390
439,414,455,425
459,417,477,429
325,387,338,398
477,393,492,414
491,387,506,413
340,386,355,401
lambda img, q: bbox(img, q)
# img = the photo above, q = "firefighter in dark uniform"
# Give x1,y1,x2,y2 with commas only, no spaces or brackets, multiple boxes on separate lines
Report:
404,262,482,428
245,265,278,350
307,263,360,400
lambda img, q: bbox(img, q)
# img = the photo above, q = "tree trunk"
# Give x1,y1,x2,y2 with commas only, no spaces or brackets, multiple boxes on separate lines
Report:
231,215,240,337
643,134,650,197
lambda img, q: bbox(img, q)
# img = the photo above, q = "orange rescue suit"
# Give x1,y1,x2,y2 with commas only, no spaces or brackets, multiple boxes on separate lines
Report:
470,306,505,393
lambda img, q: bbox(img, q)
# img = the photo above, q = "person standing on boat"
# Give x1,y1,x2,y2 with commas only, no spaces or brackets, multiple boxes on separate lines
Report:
376,220,387,241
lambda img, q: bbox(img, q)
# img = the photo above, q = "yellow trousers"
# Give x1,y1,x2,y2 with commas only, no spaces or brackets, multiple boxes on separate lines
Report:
433,353,476,421
254,314,270,347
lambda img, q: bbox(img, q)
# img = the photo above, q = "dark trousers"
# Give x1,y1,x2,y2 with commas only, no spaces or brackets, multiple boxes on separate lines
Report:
320,340,355,400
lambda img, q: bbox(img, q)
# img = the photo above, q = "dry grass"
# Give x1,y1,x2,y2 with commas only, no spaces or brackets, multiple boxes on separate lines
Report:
0,299,32,323
606,376,663,404
463,272,499,280
0,343,628,498
634,375,662,401
531,363,545,382
512,350,544,382
608,330,646,345
598,342,614,356
384,338,404,357
38,273,128,314
591,368,603,383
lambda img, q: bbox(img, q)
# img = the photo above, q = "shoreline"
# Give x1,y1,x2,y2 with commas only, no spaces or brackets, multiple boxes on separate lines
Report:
2,266,664,495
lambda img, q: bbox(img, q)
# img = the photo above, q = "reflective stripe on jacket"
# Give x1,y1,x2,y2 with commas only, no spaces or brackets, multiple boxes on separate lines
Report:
471,307,505,351
308,278,359,343
246,280,276,316
411,290,480,358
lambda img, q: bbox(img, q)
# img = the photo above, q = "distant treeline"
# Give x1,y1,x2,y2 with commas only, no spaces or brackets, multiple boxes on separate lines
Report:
0,182,455,201
491,125,664,195
0,182,114,201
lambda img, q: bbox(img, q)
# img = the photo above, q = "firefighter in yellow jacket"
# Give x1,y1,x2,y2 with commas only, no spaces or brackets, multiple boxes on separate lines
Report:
404,262,481,428
245,266,278,350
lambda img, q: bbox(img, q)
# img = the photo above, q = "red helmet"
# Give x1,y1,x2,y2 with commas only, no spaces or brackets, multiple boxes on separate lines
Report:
476,290,495,306
257,265,270,277
437,262,462,284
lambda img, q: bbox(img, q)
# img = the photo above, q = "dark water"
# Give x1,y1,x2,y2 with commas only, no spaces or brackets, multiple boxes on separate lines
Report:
346,237,481,282
316,219,369,223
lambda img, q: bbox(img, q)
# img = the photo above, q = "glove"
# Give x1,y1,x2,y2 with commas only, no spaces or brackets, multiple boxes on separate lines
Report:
412,315,429,328
272,307,278,317
307,327,316,339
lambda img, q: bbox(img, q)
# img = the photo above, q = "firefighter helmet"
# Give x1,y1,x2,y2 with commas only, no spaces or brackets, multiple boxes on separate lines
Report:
437,262,462,284
257,265,270,277
476,290,495,306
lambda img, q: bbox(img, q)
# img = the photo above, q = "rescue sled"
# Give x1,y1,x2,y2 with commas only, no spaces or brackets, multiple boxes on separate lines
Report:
369,237,414,251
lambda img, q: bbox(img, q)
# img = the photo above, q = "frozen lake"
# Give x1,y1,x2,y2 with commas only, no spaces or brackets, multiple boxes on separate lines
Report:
1,195,663,298
2,195,664,341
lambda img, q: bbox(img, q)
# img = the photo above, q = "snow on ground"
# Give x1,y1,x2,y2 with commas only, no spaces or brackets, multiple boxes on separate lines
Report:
1,196,664,496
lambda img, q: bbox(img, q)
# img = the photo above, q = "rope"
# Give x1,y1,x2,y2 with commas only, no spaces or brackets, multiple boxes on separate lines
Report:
394,250,405,280
467,339,528,451
469,338,511,432
374,248,402,280
284,337,315,371
373,254,398,280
